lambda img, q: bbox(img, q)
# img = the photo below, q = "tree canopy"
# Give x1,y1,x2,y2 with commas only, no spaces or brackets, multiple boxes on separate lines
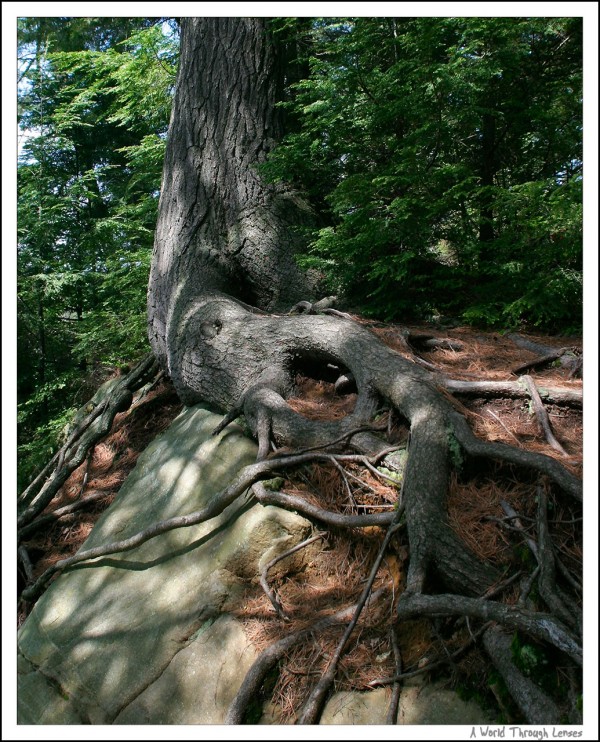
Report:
264,17,582,328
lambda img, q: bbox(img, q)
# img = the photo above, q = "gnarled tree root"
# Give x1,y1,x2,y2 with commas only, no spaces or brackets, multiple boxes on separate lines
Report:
20,450,398,604
395,593,581,666
18,354,159,531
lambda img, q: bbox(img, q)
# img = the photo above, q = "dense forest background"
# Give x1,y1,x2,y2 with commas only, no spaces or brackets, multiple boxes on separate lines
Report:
16,16,583,491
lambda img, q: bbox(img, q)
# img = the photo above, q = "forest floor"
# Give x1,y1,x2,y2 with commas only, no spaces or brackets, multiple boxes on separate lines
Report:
17,318,584,723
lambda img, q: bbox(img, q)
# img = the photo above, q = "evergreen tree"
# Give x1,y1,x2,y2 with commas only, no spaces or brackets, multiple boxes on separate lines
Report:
264,17,582,329
17,17,178,487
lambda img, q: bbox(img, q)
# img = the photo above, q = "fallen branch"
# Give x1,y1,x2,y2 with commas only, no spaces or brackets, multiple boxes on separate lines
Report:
521,375,569,456
442,378,582,406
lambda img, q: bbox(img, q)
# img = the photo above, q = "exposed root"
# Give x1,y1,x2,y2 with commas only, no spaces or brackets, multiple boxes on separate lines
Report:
450,410,582,501
395,593,581,665
18,490,114,541
442,378,582,406
18,354,159,530
535,485,581,633
19,316,583,724
20,450,400,603
482,626,561,724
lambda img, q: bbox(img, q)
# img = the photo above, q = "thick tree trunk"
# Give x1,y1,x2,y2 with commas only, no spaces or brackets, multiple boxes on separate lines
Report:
148,17,313,382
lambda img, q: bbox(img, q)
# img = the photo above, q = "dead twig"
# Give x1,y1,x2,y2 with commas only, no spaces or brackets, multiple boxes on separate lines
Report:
225,587,387,724
499,500,539,559
486,408,522,446
385,623,403,724
259,531,327,620
297,481,407,724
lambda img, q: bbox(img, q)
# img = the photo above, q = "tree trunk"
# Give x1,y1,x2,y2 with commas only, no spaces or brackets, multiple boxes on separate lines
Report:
148,17,313,384
147,12,581,574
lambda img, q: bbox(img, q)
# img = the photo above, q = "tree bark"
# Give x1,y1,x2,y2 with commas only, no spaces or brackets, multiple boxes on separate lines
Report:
148,17,313,383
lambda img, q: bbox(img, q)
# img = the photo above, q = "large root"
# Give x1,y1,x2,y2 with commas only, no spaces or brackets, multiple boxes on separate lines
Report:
17,355,159,531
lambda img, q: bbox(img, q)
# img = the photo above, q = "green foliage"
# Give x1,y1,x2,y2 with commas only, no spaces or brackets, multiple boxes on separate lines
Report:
447,430,464,472
486,669,517,723
262,477,285,492
376,467,402,488
17,18,178,488
18,388,79,491
266,17,582,330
